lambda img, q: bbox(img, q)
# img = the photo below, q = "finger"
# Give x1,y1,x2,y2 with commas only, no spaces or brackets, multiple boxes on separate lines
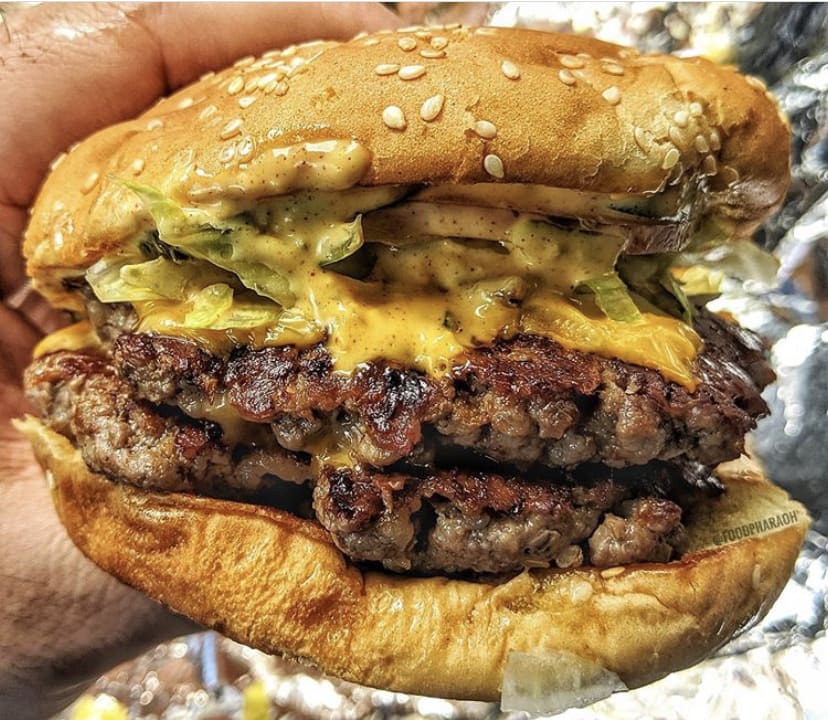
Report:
0,2,398,210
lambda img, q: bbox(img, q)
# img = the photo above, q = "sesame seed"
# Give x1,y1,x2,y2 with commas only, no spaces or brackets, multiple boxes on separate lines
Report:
177,96,194,109
702,155,718,176
374,63,400,76
227,76,244,95
474,120,497,139
244,76,259,92
415,30,432,39
398,25,424,33
673,110,689,128
199,104,217,121
399,65,426,80
382,105,407,130
668,126,686,148
49,152,67,171
746,75,767,91
431,37,448,50
577,52,592,59
353,31,368,40
257,71,284,88
271,81,288,96
238,95,257,109
689,101,704,117
398,37,417,51
420,94,445,122
81,171,100,195
694,135,710,153
442,22,461,30
281,45,297,57
558,69,576,86
662,147,681,170
233,55,255,68
130,158,145,175
600,567,624,579
237,136,255,160
602,86,621,105
501,60,520,79
602,63,625,76
709,129,721,151
220,118,243,140
560,55,585,69
483,153,504,178
146,119,164,131
633,127,648,151
363,37,381,47
219,144,235,163
199,70,216,82
420,48,446,59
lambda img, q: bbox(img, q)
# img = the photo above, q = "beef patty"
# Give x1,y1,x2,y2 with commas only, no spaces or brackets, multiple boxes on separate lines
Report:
24,304,766,576
109,308,771,471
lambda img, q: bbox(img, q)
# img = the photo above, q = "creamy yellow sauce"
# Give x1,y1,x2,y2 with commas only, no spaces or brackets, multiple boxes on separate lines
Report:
127,189,701,389
34,321,100,358
66,174,701,389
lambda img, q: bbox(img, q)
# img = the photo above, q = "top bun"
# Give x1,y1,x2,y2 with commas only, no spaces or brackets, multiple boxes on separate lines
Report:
26,26,790,305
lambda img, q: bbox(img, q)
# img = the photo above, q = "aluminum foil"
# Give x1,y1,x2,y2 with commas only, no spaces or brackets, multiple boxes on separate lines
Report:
58,4,828,719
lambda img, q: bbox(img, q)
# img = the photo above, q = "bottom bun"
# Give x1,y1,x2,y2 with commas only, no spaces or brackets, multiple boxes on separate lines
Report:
18,417,809,703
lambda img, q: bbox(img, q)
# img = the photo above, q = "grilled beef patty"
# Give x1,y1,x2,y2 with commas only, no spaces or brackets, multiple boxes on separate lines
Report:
24,303,768,576
108,308,771,471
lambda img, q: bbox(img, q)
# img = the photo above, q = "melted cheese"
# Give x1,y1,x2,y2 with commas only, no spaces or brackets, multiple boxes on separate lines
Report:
33,321,100,358
135,211,700,388
78,182,703,389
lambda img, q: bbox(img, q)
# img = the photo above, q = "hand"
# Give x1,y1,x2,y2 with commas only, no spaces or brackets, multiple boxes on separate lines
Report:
0,4,397,718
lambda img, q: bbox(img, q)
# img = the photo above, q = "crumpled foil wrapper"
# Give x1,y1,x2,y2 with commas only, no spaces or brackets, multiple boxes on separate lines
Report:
58,4,828,719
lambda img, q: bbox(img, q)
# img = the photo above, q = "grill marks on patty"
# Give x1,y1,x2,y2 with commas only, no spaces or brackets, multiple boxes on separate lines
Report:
25,352,309,494
24,349,689,573
112,309,771,472
23,308,770,575
315,465,686,573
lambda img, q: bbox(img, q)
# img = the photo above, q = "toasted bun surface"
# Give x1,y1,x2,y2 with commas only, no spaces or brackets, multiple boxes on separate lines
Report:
19,417,808,702
26,26,789,308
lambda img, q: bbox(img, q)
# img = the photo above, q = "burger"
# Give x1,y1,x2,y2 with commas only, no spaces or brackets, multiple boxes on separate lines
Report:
18,26,808,706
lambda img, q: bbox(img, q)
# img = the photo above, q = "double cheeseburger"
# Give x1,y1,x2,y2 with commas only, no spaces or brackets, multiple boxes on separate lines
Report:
20,27,808,704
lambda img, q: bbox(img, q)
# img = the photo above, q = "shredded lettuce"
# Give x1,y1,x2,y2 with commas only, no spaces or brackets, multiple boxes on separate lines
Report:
576,273,642,322
618,255,694,323
87,256,233,303
179,285,286,331
119,179,296,306
184,283,234,326
316,215,364,266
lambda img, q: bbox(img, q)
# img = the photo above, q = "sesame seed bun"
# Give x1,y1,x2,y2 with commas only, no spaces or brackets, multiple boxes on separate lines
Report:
25,26,789,308
17,416,808,702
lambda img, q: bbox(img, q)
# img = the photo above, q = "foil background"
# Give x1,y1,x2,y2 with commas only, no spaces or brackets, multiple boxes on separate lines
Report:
58,4,828,719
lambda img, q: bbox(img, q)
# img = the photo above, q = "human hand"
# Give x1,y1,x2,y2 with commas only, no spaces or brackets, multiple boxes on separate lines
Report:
0,4,396,717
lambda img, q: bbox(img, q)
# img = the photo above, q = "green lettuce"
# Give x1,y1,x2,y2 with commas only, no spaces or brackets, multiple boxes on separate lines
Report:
119,180,296,306
576,273,642,322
